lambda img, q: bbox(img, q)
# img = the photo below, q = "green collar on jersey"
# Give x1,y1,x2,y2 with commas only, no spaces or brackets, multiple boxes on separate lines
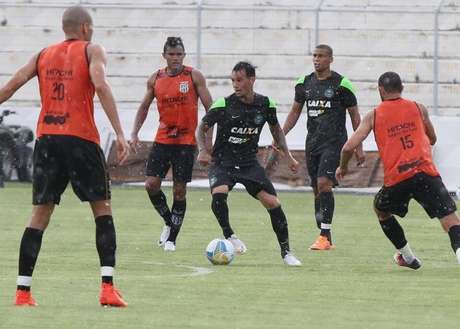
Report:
296,75,306,85
210,98,226,110
340,77,355,95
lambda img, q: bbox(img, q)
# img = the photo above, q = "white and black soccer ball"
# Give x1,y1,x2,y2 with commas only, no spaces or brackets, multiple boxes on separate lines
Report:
206,238,234,265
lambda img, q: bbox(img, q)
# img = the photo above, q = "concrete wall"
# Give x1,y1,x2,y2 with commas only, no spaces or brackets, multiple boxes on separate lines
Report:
1,1,460,188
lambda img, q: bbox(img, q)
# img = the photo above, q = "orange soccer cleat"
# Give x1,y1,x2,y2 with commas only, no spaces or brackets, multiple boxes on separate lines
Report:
309,235,334,250
15,290,38,306
99,283,128,307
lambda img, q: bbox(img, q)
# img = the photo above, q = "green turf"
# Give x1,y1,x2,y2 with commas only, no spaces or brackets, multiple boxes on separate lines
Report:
0,183,458,329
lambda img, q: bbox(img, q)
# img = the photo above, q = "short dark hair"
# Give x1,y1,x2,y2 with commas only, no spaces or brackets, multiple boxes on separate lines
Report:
232,61,256,77
378,71,403,93
315,44,333,56
163,37,185,53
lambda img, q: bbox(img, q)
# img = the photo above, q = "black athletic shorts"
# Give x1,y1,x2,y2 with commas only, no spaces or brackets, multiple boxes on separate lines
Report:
306,144,342,188
208,162,276,198
146,143,196,182
33,135,110,205
374,172,457,219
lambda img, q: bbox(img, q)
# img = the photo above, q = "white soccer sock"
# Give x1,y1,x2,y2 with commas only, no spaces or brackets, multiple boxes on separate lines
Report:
398,243,416,263
101,266,114,277
456,249,460,265
17,276,32,287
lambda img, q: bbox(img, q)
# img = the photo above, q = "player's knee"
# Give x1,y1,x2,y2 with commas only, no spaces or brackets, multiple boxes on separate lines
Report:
173,183,187,200
145,178,160,194
260,195,280,209
440,212,460,232
317,178,333,193
374,207,391,221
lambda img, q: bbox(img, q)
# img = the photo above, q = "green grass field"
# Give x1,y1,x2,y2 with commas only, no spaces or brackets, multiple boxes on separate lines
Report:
1,183,458,329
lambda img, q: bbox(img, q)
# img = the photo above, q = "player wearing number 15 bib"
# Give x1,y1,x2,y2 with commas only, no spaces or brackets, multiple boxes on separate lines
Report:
336,71,460,270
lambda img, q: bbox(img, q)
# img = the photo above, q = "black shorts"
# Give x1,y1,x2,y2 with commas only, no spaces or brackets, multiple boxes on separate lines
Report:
208,162,276,198
374,172,457,219
146,143,196,182
306,144,341,188
33,135,110,205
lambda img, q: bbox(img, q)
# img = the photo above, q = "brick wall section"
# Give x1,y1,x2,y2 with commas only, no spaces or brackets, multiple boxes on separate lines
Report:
108,141,384,187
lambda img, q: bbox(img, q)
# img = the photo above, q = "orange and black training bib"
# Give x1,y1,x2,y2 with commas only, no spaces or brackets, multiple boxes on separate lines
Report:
374,98,439,186
37,40,99,144
153,66,198,145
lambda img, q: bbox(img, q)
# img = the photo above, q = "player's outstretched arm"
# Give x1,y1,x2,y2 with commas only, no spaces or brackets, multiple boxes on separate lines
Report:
196,120,212,166
0,53,39,104
192,69,214,150
282,101,303,136
336,111,373,180
87,43,128,163
269,122,299,173
347,105,365,165
130,73,157,151
417,102,437,145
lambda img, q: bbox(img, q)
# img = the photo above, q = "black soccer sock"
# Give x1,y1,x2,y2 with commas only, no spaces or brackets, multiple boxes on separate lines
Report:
268,206,290,258
211,193,234,239
148,190,173,226
95,215,116,284
17,227,44,290
167,199,187,243
314,196,322,229
448,225,460,253
319,192,334,242
379,216,407,250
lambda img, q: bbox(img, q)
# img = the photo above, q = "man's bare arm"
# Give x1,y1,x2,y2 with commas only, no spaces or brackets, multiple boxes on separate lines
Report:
0,53,39,104
130,73,157,143
417,102,436,145
87,43,128,162
282,101,303,135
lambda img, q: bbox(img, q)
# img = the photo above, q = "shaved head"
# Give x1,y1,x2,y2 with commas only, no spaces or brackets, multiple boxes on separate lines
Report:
62,6,93,34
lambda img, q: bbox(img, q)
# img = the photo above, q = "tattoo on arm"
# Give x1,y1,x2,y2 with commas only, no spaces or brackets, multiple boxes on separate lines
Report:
270,123,289,154
197,121,210,151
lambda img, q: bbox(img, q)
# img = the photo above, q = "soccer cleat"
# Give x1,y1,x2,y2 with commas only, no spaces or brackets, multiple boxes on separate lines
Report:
393,252,422,270
164,241,176,252
14,290,37,306
283,252,302,266
99,283,128,307
157,225,171,247
227,234,247,255
309,235,334,250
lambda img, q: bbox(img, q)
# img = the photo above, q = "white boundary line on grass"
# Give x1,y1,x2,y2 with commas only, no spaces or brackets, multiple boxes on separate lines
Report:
142,261,214,277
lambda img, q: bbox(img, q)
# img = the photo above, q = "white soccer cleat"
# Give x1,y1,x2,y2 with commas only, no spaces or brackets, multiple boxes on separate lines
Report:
158,225,171,247
164,241,176,252
227,234,247,255
283,252,302,266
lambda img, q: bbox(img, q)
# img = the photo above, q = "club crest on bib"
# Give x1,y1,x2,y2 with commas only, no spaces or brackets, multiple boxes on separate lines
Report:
324,88,334,98
179,81,189,93
254,114,264,125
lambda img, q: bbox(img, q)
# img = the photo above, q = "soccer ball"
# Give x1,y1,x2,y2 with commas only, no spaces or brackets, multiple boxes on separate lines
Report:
206,238,234,265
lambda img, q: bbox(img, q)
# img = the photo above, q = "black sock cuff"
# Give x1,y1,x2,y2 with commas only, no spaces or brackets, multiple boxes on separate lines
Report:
212,193,228,202
268,205,283,217
95,215,114,225
172,199,186,208
148,190,166,202
319,191,333,196
448,225,460,235
448,225,460,251
24,227,44,237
